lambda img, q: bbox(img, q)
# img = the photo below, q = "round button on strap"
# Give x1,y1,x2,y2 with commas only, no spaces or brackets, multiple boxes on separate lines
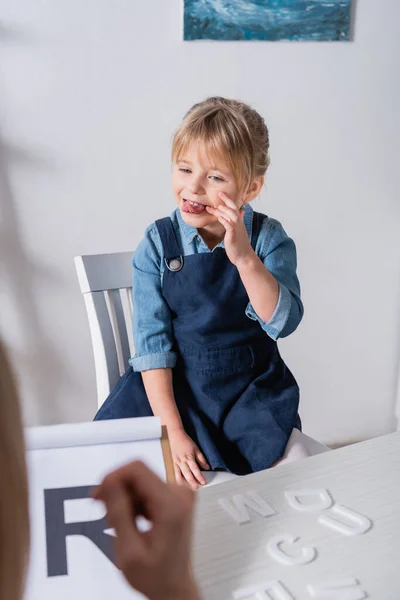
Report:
165,256,184,272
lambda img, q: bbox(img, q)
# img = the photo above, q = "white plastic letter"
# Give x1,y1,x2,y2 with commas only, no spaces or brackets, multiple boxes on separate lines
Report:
307,577,367,599
218,491,276,524
285,489,333,512
318,505,372,536
234,580,294,599
267,534,317,566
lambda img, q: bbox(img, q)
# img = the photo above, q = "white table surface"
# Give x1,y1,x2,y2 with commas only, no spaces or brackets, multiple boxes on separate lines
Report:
193,431,400,600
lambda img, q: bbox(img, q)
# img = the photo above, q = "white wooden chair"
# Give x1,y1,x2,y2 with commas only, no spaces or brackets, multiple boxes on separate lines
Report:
75,252,135,408
75,251,330,466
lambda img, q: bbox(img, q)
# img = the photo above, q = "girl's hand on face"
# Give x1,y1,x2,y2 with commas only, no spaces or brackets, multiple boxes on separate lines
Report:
206,192,255,267
168,428,210,490
93,461,201,600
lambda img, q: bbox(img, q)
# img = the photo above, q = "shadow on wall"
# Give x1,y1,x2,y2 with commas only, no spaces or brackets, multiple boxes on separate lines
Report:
0,138,74,425
349,0,358,42
0,22,73,425
394,283,400,432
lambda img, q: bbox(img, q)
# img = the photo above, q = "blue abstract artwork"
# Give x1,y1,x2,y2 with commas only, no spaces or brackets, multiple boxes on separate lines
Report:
183,0,352,42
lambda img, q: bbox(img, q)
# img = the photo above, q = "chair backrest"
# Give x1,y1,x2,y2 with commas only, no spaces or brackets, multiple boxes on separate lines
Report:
74,252,134,408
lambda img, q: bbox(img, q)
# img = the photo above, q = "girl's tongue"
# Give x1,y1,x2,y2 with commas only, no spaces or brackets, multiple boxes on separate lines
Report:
182,199,207,215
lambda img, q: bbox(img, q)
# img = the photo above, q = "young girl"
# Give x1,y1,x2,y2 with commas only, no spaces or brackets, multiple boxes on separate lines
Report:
95,97,305,488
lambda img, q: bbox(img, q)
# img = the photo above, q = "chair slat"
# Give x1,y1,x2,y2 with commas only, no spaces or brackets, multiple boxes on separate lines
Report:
106,289,131,374
84,291,120,407
120,287,135,355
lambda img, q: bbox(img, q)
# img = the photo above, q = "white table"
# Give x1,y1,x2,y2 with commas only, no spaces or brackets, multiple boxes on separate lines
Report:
193,431,400,600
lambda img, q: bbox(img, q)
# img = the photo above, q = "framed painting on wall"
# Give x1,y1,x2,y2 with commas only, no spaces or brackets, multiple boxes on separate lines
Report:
183,0,353,42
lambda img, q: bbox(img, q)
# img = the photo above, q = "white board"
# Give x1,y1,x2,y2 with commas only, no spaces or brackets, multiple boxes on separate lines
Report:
25,417,166,600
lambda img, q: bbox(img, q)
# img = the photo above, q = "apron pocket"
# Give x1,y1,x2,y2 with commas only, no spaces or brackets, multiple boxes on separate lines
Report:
177,344,254,374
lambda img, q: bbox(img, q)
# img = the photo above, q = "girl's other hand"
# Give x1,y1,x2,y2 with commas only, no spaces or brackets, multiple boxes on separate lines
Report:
93,461,201,600
168,428,210,490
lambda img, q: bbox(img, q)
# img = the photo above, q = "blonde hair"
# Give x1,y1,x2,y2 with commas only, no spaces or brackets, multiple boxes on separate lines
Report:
0,341,30,600
172,96,270,193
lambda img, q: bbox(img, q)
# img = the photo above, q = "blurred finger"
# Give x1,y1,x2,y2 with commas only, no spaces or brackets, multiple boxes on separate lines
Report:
96,461,168,521
98,482,144,553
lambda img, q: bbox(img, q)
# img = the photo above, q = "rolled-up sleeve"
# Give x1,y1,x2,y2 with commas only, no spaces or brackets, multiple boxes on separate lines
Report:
246,219,304,340
129,227,176,372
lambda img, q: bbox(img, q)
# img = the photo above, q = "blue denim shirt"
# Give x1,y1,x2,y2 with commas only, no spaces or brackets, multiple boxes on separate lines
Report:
130,205,303,372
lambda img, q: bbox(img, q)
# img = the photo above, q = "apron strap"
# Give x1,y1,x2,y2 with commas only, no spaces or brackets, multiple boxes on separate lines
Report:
155,217,184,272
250,211,265,250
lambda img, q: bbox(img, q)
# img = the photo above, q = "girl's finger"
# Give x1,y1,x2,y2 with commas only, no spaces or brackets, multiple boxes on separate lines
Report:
207,205,230,222
174,464,184,485
213,209,230,222
211,208,235,224
179,460,199,490
215,204,239,223
217,216,232,230
187,457,206,486
196,450,210,471
218,191,237,210
207,201,238,219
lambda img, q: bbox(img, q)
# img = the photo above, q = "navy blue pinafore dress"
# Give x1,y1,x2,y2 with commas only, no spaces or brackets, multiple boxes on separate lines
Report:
95,212,301,475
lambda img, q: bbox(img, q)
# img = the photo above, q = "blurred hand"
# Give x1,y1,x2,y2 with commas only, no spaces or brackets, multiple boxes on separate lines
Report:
93,461,201,600
168,428,210,490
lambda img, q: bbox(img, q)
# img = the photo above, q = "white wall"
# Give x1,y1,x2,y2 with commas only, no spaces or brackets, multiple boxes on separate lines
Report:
1,0,399,445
